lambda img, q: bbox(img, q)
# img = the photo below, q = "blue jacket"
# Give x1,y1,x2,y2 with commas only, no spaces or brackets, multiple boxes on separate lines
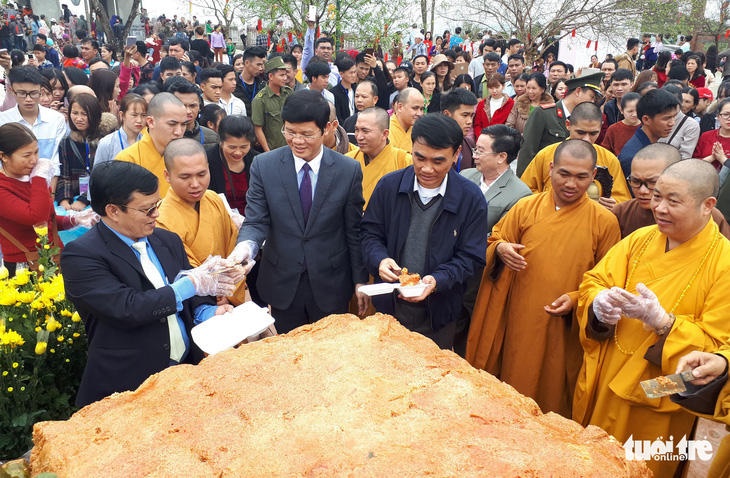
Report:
361,166,488,330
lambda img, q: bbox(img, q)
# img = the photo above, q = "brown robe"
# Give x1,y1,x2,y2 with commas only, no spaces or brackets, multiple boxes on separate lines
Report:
612,198,730,239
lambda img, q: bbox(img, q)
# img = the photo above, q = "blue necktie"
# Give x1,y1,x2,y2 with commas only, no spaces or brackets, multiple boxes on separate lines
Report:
300,163,312,225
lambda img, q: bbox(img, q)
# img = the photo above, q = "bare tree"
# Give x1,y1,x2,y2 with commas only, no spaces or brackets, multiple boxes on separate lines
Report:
88,0,142,52
185,0,242,35
446,0,648,61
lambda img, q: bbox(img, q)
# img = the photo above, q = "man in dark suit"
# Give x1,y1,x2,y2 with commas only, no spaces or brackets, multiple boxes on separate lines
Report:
61,161,239,407
229,89,370,333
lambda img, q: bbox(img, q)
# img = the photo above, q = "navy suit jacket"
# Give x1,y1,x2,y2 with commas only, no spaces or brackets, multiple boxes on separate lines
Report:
238,146,369,311
61,223,212,407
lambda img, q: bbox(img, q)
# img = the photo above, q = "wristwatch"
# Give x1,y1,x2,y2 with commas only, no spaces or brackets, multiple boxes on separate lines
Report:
654,313,675,336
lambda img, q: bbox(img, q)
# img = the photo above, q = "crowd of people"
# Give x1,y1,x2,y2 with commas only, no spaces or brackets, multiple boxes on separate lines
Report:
5,6,730,475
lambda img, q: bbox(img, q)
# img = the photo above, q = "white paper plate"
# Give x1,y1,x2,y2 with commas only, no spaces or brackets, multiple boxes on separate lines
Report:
357,282,399,296
191,302,275,355
398,283,428,297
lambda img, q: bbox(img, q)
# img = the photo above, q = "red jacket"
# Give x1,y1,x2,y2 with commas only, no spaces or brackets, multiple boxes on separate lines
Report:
0,175,61,262
474,96,515,138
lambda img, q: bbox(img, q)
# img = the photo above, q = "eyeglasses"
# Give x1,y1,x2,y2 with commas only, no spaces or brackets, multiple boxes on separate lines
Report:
472,149,500,158
718,112,730,120
627,176,657,191
281,128,322,141
119,198,163,217
12,89,41,99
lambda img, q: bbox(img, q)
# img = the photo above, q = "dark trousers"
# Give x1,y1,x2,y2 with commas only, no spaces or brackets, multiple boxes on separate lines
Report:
270,272,348,334
4,261,17,278
394,299,457,350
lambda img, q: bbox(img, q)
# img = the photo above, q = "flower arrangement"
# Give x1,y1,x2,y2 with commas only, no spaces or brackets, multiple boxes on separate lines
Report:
0,226,87,460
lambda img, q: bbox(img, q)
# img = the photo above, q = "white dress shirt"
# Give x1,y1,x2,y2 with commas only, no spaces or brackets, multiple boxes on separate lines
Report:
413,174,448,205
294,146,324,200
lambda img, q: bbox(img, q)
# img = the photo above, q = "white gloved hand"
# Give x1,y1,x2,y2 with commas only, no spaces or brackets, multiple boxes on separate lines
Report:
593,289,622,325
230,211,244,230
177,256,238,297
67,208,100,228
227,240,258,265
608,283,666,329
30,158,56,185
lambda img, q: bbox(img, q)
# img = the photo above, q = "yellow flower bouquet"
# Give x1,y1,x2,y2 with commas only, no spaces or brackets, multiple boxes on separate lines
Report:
0,232,86,460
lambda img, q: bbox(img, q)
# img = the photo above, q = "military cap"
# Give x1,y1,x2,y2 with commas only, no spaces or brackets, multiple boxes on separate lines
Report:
565,71,605,97
265,56,287,74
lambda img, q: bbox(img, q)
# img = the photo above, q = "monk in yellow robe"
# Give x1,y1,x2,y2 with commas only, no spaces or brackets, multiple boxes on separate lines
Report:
388,88,424,153
346,107,412,207
673,346,730,478
466,139,621,418
116,93,187,198
574,158,730,477
156,137,246,305
521,102,631,208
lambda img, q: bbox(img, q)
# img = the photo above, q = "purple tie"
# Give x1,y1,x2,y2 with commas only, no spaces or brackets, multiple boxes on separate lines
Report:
300,163,312,225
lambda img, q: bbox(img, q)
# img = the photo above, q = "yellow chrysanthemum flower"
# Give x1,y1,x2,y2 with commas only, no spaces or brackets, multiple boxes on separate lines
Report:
34,225,48,237
35,342,47,355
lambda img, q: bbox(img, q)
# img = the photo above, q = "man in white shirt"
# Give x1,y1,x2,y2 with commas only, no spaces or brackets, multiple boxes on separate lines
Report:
301,20,340,87
200,68,223,106
0,66,67,190
304,60,335,104
215,64,246,116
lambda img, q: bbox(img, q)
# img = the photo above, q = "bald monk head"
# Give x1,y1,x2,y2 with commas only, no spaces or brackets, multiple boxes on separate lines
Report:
629,143,682,210
566,102,602,144
67,85,96,101
163,137,210,207
146,92,188,155
653,158,718,247
549,139,598,208
355,107,390,158
323,100,339,150
394,87,425,130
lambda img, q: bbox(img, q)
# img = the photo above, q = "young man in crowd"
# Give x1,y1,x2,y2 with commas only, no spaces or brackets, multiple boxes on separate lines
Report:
199,68,223,106
614,37,640,77
215,64,247,116
361,114,488,350
603,68,634,127
441,88,478,171
305,61,336,104
233,46,267,117
301,20,339,87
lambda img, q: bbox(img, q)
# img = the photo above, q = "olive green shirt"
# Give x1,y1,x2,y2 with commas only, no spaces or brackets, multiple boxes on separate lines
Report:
515,99,569,177
251,84,292,150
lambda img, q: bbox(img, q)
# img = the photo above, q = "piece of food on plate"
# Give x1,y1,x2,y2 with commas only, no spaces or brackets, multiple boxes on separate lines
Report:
398,267,421,287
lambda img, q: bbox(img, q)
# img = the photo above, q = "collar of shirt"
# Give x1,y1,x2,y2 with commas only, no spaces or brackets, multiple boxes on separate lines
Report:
101,219,149,251
480,168,507,195
562,102,571,119
413,173,448,204
8,104,51,126
293,146,324,175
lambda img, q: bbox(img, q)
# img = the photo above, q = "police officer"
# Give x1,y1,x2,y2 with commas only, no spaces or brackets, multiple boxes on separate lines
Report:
516,72,605,177
252,56,293,151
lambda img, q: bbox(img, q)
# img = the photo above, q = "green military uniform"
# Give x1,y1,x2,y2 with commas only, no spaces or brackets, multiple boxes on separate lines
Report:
251,57,292,150
516,72,605,177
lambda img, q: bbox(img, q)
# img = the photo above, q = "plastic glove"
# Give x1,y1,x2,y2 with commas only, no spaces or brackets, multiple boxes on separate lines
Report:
607,283,666,329
593,289,622,325
67,208,100,228
176,256,238,297
30,158,56,185
227,240,258,265
230,211,244,230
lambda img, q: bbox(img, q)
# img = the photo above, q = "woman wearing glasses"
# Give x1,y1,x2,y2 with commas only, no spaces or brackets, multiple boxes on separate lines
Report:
693,97,730,177
0,123,93,277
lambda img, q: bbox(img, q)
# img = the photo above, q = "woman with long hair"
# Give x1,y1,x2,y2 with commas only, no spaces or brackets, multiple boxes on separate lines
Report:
474,73,515,137
631,69,658,93
694,97,730,174
420,71,441,113
201,103,227,133
429,36,443,57
653,51,671,87
686,55,706,88
506,73,552,134
41,68,69,110
512,72,530,98
101,44,119,68
453,73,474,91
89,68,120,113
431,54,454,93
551,78,567,101
424,31,433,53
706,44,718,75
56,93,117,210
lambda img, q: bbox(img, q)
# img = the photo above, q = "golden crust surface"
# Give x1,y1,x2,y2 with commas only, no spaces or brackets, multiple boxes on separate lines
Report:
31,314,652,477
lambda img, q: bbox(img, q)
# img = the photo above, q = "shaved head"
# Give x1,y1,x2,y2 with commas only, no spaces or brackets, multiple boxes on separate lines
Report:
148,92,185,119
396,87,421,105
633,143,681,169
660,158,719,201
554,138,597,168
67,85,96,100
328,100,337,122
359,107,389,132
164,137,206,171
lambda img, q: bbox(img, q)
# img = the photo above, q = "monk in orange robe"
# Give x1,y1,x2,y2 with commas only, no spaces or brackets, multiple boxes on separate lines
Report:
466,139,621,418
574,159,730,477
156,138,247,305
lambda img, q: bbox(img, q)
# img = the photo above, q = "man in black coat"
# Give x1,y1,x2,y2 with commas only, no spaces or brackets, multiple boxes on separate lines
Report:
61,161,238,407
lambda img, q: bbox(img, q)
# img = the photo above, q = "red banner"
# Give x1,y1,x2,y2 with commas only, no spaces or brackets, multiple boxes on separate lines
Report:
586,40,591,48
572,29,576,37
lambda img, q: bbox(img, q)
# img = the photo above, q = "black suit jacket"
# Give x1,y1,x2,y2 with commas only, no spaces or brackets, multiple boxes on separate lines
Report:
61,223,212,407
238,146,368,311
